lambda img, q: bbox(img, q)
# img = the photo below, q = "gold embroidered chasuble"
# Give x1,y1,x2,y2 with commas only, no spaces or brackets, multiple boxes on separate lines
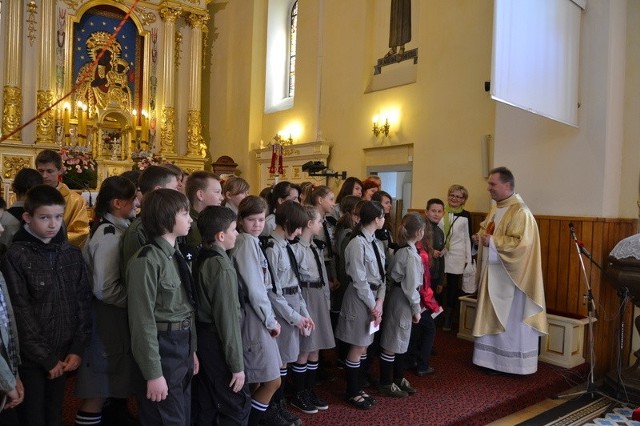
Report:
472,193,548,337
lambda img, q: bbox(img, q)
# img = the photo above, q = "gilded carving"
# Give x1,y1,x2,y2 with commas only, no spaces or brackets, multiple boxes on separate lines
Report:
63,0,80,10
202,27,209,70
160,106,176,155
175,31,183,69
187,13,209,30
36,90,55,144
27,1,38,47
187,110,206,158
136,7,157,26
2,86,22,141
159,7,182,23
3,156,32,179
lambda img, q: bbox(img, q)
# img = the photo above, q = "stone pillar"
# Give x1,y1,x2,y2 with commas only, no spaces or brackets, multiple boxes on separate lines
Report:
186,12,209,158
36,0,55,145
158,6,182,156
2,0,23,142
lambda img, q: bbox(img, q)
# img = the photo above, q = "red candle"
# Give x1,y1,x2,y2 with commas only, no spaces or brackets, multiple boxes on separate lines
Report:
277,144,284,174
269,144,276,174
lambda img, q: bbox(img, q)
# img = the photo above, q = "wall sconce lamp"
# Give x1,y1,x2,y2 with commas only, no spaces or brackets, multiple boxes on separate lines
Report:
372,117,390,137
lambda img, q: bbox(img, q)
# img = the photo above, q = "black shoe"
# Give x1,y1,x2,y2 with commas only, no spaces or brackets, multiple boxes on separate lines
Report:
416,366,435,377
307,389,328,410
264,404,294,426
278,399,301,426
358,390,376,406
290,391,318,414
346,394,372,410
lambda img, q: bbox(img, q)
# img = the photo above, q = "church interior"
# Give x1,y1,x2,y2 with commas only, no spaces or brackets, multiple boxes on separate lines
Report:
0,0,639,422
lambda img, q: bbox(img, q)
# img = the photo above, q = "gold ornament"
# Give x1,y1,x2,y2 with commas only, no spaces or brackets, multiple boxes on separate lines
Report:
160,106,176,155
2,156,31,179
2,86,22,141
36,90,55,144
187,110,204,158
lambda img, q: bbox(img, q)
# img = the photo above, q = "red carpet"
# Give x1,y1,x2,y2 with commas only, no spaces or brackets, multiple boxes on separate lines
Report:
61,330,587,426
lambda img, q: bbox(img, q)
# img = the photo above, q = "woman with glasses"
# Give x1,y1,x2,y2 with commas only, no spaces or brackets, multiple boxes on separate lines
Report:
439,185,472,331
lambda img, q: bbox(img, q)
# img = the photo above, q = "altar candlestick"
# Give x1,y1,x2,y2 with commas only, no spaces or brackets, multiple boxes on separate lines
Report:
141,110,149,142
63,103,70,146
269,144,277,174
277,144,284,175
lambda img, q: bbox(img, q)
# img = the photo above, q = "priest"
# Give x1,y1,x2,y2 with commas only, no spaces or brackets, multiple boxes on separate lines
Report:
472,166,547,375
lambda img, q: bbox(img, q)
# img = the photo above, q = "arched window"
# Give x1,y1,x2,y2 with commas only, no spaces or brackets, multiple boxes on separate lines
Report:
288,1,298,98
264,0,297,112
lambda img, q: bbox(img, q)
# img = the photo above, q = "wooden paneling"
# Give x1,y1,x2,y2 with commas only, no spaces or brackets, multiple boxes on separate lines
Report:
469,211,637,375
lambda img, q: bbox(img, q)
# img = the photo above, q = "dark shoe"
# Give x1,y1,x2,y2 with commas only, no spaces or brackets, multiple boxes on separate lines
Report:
264,403,294,426
290,391,318,414
395,377,417,395
278,399,301,426
307,389,328,410
416,366,435,377
479,366,504,376
346,394,372,410
379,383,408,398
359,390,376,406
431,347,438,356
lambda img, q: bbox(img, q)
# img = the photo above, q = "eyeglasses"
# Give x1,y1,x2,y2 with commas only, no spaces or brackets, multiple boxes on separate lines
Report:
449,194,465,200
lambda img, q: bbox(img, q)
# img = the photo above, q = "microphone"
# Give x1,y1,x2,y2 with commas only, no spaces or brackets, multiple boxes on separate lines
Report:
568,222,577,242
578,241,592,258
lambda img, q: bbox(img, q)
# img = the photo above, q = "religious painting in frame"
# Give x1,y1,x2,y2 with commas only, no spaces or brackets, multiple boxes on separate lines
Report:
69,4,145,121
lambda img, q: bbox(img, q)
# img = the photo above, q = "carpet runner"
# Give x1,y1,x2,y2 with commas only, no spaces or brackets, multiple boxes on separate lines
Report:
59,330,588,425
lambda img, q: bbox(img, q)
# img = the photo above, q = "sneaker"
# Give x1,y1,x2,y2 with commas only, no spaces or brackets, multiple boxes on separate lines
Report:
278,399,301,426
307,389,328,410
395,377,416,395
290,391,318,414
378,383,408,398
264,403,294,426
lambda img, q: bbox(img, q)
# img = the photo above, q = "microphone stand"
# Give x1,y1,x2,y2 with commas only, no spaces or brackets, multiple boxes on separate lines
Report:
555,223,604,400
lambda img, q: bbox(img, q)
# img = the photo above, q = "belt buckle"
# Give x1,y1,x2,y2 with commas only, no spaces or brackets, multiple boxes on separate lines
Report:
181,318,190,329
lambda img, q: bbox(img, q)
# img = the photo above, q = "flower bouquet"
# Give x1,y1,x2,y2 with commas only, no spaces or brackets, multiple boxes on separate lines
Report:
132,151,164,171
59,147,98,189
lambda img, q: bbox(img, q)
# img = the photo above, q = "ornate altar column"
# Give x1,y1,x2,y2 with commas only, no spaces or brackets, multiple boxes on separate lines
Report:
158,6,182,156
186,12,209,159
36,0,56,145
2,0,24,142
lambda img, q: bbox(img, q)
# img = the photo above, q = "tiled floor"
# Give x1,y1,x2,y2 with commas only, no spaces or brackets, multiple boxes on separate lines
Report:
487,397,566,425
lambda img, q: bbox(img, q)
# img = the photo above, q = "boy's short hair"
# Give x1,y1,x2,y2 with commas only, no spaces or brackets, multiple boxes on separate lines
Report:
198,205,237,244
275,200,308,234
238,195,267,219
12,168,44,196
138,165,177,195
161,162,183,179
223,176,250,196
141,189,190,239
185,171,220,204
426,198,445,210
120,170,141,188
24,184,66,214
35,149,63,170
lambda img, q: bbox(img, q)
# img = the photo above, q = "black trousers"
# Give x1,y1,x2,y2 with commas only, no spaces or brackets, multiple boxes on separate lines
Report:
136,329,194,426
409,313,436,369
192,326,250,426
17,364,66,426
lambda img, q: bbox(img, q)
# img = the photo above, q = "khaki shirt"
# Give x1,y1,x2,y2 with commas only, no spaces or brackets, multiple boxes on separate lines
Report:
126,236,196,380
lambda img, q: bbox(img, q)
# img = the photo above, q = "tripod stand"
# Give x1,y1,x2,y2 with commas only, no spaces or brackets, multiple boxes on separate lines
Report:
554,223,605,400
